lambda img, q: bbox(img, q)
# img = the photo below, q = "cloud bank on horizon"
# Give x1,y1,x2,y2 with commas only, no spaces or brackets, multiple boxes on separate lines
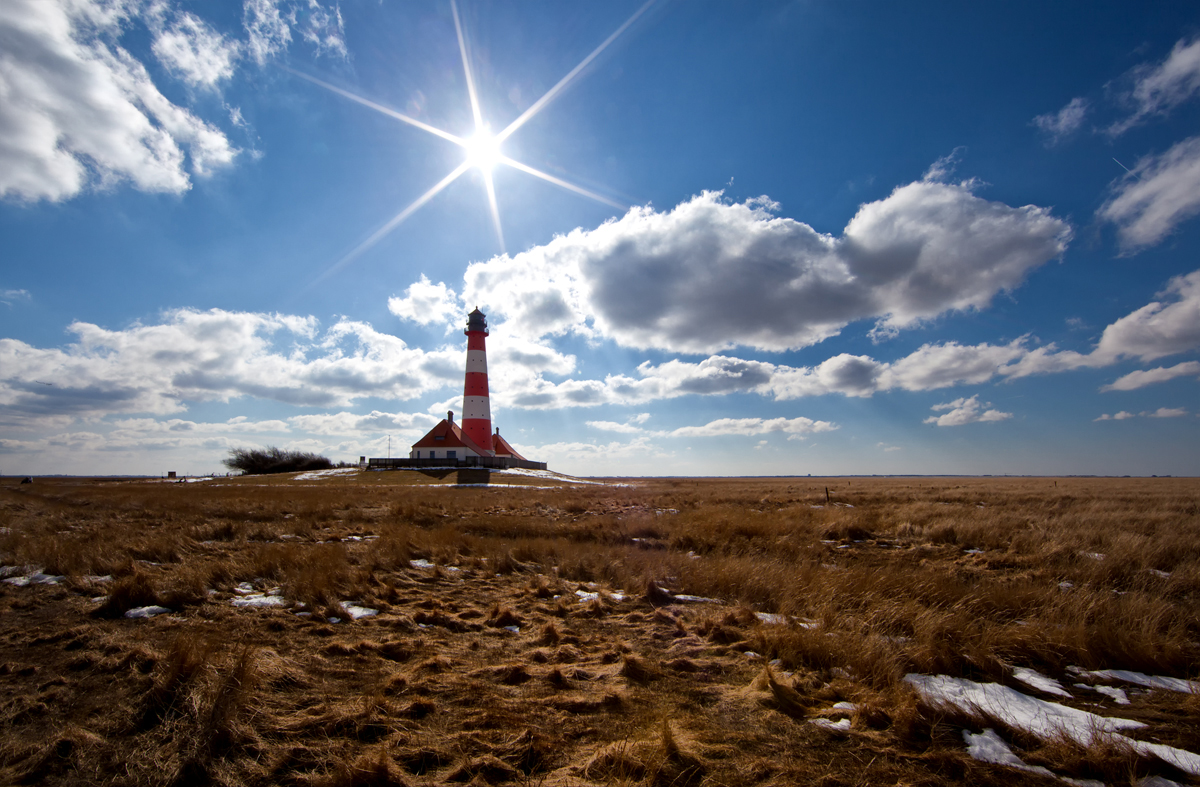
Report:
1,1,1199,476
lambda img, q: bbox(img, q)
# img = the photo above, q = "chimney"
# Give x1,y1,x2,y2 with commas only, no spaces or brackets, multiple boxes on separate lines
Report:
448,411,454,423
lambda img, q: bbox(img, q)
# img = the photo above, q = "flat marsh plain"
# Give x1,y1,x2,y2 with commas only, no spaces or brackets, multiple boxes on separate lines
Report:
2,472,1199,786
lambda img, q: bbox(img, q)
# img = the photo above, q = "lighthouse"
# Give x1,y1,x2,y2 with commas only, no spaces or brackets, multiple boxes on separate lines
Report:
460,307,494,453
400,308,544,469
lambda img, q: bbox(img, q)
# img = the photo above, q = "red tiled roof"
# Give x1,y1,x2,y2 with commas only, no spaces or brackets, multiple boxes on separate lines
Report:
411,419,492,456
491,431,526,460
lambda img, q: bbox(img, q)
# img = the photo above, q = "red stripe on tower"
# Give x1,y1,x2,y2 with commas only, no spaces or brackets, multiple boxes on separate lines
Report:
461,308,495,454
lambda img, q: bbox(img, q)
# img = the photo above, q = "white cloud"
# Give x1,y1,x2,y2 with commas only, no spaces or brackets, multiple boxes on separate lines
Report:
243,0,345,65
1032,97,1089,144
463,182,1070,354
1145,407,1187,418
148,6,240,88
287,410,440,436
1098,136,1200,250
923,395,1012,427
669,416,837,439
1109,36,1200,136
0,0,238,202
586,420,646,434
388,275,461,326
1101,361,1200,392
0,308,461,422
1095,411,1135,421
1094,270,1200,360
876,442,902,452
1,288,31,306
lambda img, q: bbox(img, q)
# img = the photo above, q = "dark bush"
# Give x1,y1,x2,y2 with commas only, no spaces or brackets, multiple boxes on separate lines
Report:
223,446,334,475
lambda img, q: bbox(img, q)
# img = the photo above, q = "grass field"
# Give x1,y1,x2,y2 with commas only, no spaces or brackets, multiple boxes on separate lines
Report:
2,471,1198,786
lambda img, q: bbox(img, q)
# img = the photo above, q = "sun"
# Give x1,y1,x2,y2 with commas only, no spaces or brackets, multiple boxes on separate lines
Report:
294,0,653,284
464,129,502,173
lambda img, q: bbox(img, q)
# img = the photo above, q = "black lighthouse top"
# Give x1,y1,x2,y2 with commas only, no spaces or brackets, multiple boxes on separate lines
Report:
465,307,488,335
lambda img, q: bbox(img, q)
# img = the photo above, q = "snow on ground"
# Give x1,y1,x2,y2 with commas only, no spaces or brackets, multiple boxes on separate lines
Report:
1076,683,1131,704
409,559,462,573
125,605,171,618
811,718,851,731
2,567,64,586
490,467,613,485
232,593,287,608
906,674,1200,775
962,729,1103,787
575,589,627,603
1012,667,1072,698
340,603,378,620
292,468,360,481
1068,667,1200,695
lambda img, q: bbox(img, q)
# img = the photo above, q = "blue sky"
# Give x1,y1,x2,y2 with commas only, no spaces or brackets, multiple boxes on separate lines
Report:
2,0,1199,477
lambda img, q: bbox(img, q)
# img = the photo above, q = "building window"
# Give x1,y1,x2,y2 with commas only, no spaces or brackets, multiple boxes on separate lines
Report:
447,450,457,459
428,451,435,459
415,451,420,458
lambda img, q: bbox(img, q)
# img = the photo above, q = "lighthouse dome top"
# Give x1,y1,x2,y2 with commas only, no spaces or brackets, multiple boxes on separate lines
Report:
465,307,487,334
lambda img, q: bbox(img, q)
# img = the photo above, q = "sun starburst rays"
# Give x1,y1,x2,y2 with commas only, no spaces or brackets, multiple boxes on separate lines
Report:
301,0,650,280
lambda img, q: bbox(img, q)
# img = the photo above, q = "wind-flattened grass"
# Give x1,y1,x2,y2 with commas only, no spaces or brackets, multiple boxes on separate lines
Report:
1,474,1198,785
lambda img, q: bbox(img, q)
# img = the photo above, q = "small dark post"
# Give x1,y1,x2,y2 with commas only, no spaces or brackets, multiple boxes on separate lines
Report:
825,487,830,503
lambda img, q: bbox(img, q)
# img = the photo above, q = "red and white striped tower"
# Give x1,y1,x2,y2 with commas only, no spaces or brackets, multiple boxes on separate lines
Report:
461,307,495,454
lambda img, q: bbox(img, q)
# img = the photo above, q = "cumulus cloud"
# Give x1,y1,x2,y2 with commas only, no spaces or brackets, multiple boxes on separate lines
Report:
388,275,461,326
1033,97,1089,144
1101,361,1200,392
148,5,240,88
0,0,238,201
1098,137,1200,251
586,420,647,434
0,308,461,423
1095,411,1135,421
1145,406,1188,418
1109,36,1200,136
1094,270,1200,360
287,410,440,436
923,395,1012,427
461,183,1070,354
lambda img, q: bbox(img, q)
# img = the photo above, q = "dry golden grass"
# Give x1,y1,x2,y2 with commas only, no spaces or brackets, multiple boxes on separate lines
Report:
0,472,1198,785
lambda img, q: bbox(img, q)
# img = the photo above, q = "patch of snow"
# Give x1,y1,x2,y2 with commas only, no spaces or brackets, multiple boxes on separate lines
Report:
964,548,984,555
671,593,721,603
340,603,378,620
743,651,761,659
1080,551,1106,561
233,582,256,595
1148,569,1172,579
503,625,520,634
1058,581,1074,590
1139,777,1186,787
183,477,214,483
125,605,171,618
232,593,287,608
491,467,612,485
906,674,1200,776
1068,667,1200,695
755,612,788,625
961,729,1104,785
407,559,462,573
328,617,342,624
810,505,825,509
3,570,64,586
811,718,851,731
292,468,360,481
1013,667,1072,698
1075,683,1130,704
574,589,626,602
83,575,112,584
832,701,857,711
